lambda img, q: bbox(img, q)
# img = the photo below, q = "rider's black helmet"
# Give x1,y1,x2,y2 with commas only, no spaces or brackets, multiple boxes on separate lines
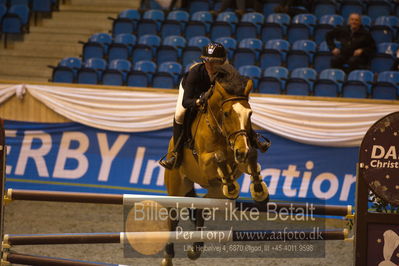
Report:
200,42,226,63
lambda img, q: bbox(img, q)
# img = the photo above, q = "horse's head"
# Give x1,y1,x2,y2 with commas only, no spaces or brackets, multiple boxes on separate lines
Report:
208,64,253,164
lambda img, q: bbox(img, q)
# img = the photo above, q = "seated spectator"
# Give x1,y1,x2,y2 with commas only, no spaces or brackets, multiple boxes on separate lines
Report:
215,0,263,17
326,13,376,73
274,0,313,17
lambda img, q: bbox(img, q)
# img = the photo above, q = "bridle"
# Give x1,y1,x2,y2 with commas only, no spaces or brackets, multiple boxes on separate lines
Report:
206,92,250,151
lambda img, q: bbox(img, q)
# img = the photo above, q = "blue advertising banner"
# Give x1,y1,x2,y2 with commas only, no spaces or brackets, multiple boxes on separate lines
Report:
4,120,358,206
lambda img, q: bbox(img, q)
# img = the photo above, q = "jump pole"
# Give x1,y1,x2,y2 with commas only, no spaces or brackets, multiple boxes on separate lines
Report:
2,229,349,246
2,252,125,266
6,189,353,217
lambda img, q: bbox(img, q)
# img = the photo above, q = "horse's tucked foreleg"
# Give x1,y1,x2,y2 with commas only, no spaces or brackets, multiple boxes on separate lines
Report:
247,148,269,203
214,151,240,200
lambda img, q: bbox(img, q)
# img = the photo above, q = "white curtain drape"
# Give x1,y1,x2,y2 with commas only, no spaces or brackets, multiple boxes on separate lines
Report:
1,84,398,147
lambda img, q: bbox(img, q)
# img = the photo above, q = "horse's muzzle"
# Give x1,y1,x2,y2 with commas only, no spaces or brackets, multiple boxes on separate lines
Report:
234,148,248,164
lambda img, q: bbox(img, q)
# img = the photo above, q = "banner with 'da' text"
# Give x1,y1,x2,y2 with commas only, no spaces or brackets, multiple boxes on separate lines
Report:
4,120,358,206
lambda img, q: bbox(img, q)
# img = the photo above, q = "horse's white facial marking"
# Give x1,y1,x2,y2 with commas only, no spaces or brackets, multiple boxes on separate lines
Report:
232,103,251,149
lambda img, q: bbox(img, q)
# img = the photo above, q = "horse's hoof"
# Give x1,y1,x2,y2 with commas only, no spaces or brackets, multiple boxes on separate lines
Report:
161,258,173,266
187,244,202,260
223,181,240,200
250,181,269,202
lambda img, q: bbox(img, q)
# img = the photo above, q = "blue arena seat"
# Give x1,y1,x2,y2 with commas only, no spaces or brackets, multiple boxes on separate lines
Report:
109,9,140,36
372,71,399,100
184,11,212,39
160,10,189,38
313,68,346,97
371,42,399,73
156,35,186,65
127,60,157,87
132,34,161,63
342,70,374,98
214,36,237,61
210,11,238,41
188,0,211,15
182,36,210,67
261,13,290,42
102,59,131,86
235,12,264,42
286,67,317,96
137,9,164,37
233,38,262,69
370,16,399,44
260,39,290,70
313,0,339,18
262,0,280,17
108,33,136,61
314,14,344,45
286,40,316,71
258,66,289,94
49,57,82,83
367,0,393,20
7,4,29,30
238,65,262,91
314,41,333,72
152,61,183,89
287,13,316,44
77,58,107,85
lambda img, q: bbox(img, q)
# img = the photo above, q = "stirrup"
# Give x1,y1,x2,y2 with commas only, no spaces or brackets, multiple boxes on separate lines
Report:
159,152,177,169
255,134,271,153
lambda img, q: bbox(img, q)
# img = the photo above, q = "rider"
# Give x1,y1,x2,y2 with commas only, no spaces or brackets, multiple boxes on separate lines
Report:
159,42,270,170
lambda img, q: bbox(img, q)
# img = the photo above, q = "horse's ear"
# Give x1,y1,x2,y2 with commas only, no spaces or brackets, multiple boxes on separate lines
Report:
244,79,253,96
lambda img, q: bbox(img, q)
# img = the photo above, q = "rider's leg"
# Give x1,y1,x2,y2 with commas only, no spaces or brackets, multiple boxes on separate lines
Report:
159,82,186,169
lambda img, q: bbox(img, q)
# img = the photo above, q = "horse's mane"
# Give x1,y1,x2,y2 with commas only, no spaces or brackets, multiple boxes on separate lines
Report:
214,64,249,96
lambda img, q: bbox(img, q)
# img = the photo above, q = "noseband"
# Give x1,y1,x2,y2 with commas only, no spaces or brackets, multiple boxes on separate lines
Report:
207,95,250,150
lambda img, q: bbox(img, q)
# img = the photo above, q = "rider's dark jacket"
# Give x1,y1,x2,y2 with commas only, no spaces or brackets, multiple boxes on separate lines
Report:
182,63,213,109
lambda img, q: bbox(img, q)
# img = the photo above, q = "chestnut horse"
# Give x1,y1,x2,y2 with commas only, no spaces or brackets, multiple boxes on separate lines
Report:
162,64,269,265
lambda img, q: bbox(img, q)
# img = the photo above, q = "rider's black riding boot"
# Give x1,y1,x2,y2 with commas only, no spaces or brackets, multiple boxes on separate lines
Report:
250,130,271,153
159,120,184,169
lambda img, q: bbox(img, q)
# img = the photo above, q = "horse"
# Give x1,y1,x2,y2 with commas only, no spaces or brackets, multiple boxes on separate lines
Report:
162,64,269,265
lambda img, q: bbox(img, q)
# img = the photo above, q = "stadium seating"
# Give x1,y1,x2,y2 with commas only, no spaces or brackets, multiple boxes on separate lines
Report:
314,15,344,45
286,67,317,96
102,59,131,86
160,10,189,38
184,11,212,39
260,39,290,70
370,42,399,73
182,36,210,67
233,38,262,69
238,65,262,90
156,35,186,65
313,68,346,97
287,13,316,44
235,12,264,42
286,40,317,71
313,0,339,18
370,16,399,44
314,41,333,72
261,13,290,42
77,58,107,85
367,0,393,20
127,60,157,87
372,71,399,99
210,11,238,41
342,70,374,98
109,9,140,36
214,37,237,61
258,66,289,94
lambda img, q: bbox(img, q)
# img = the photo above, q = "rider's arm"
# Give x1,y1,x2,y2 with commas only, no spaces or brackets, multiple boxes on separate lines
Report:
182,67,202,109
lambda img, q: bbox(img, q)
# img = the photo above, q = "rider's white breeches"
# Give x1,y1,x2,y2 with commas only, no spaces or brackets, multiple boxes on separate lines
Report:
174,81,186,125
